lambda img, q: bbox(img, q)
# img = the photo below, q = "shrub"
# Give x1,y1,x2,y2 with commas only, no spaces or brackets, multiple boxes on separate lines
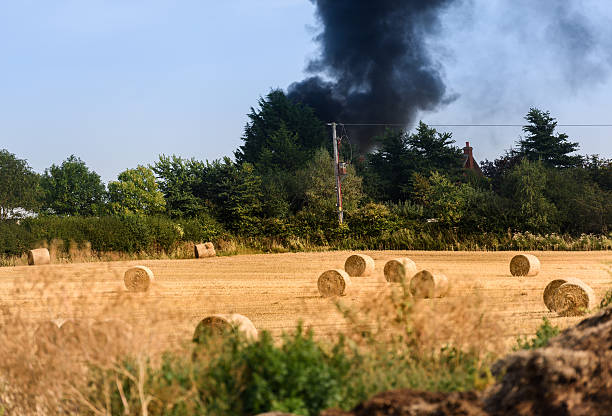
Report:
515,318,560,350
196,326,351,416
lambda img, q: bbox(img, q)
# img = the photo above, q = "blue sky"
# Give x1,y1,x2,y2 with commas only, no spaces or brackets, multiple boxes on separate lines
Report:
1,0,611,182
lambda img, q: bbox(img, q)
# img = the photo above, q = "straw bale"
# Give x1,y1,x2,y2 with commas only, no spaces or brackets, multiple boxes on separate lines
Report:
193,313,258,342
27,248,50,266
124,266,154,292
510,254,541,276
543,278,584,311
344,254,375,277
194,242,216,258
409,270,449,298
318,269,352,297
551,280,596,317
384,258,417,283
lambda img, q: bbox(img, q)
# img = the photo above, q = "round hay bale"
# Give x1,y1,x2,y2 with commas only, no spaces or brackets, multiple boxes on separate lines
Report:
318,269,352,297
542,278,585,311
409,270,449,298
204,242,216,256
384,258,417,283
510,254,541,276
27,248,50,266
194,242,216,258
551,280,596,317
124,266,154,292
193,313,258,342
344,254,375,277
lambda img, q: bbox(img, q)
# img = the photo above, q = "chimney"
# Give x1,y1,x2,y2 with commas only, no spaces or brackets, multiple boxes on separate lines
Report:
463,141,473,157
462,140,483,175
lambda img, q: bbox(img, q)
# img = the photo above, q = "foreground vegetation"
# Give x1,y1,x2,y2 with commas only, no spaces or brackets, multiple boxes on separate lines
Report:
0,278,499,415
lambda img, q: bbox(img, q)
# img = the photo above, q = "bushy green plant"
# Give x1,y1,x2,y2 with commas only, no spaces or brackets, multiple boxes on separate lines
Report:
515,318,560,350
346,202,394,238
197,326,350,416
600,289,612,309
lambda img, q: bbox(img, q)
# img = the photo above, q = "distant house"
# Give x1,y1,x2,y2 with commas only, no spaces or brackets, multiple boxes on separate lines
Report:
462,141,483,175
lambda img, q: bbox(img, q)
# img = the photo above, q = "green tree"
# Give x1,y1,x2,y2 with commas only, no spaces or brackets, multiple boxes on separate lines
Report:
518,108,582,168
107,166,166,215
544,167,611,234
505,159,557,232
583,155,612,191
152,154,207,218
235,90,327,170
40,155,106,215
363,123,464,202
0,149,40,219
412,172,476,226
202,158,264,234
296,148,363,216
406,122,465,176
362,129,413,201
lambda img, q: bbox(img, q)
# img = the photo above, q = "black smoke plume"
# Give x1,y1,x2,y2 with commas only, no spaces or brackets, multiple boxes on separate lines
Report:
288,0,458,150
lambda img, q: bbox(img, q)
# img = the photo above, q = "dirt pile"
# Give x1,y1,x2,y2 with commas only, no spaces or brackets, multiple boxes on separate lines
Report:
322,307,612,416
321,390,486,416
485,306,612,415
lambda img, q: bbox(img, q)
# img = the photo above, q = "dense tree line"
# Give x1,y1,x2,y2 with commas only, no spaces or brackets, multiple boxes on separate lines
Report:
1,90,610,253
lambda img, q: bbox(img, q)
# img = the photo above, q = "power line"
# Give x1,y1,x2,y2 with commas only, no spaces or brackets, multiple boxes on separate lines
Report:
331,123,612,127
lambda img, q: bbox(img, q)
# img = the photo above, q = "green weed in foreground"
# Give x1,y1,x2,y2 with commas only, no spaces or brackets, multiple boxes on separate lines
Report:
600,290,612,309
515,317,560,350
82,325,493,416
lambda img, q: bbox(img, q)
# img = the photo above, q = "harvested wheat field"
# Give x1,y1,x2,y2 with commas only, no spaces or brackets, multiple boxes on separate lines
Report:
0,251,609,353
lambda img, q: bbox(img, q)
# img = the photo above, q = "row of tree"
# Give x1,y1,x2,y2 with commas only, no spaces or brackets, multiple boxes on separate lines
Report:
0,153,166,219
1,89,611,237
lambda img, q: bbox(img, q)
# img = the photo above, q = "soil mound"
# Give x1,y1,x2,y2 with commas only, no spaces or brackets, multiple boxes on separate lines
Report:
485,306,612,416
321,390,486,416
322,307,612,416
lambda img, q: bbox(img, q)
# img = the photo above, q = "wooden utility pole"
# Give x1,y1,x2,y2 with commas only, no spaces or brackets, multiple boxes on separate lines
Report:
328,122,343,225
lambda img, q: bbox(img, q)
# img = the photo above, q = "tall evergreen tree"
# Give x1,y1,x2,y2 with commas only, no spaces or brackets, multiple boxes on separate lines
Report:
363,123,464,202
235,90,327,170
518,108,582,168
201,158,264,234
406,122,464,175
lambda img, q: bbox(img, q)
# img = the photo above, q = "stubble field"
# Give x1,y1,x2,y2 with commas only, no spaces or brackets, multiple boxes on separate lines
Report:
0,250,610,354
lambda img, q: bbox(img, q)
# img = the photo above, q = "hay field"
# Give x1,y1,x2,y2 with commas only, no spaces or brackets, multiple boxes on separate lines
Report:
0,251,610,352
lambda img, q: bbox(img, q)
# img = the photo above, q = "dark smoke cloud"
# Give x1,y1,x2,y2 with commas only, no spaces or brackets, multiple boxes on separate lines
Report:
288,0,458,149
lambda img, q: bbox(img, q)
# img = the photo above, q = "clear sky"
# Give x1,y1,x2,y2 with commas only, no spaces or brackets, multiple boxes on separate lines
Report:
1,0,611,182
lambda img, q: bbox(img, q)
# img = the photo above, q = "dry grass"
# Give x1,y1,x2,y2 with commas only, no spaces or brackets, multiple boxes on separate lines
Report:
0,250,610,413
0,267,203,414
